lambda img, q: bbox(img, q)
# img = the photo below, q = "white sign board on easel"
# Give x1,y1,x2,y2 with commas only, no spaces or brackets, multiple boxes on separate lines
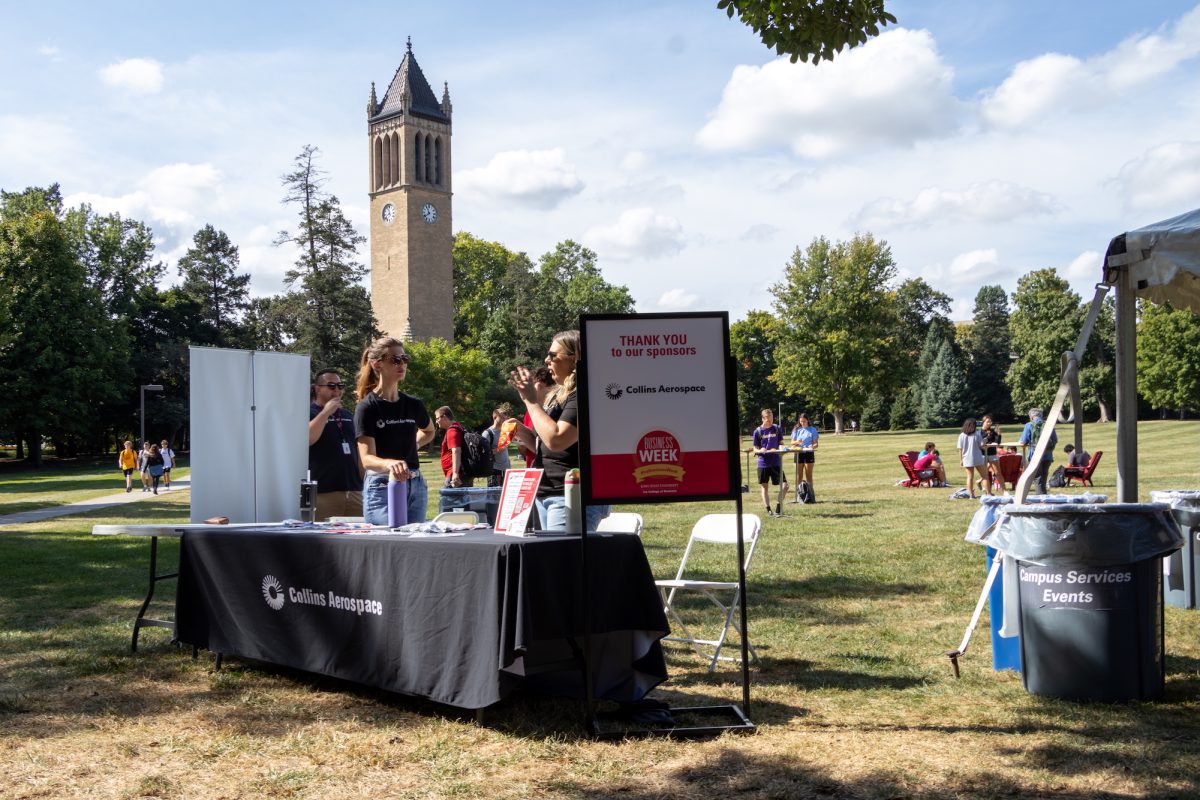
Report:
189,347,309,523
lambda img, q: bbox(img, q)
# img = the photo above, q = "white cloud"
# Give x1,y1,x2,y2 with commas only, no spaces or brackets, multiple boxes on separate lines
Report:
99,57,165,95
65,162,222,228
583,208,685,261
38,45,60,59
620,150,651,172
738,223,780,243
1113,141,1200,211
456,148,584,209
696,28,959,158
853,180,1060,229
1065,250,1102,281
656,288,698,310
950,248,1000,276
981,6,1200,127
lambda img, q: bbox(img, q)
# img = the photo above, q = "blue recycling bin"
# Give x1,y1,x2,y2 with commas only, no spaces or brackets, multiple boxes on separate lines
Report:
985,546,1022,672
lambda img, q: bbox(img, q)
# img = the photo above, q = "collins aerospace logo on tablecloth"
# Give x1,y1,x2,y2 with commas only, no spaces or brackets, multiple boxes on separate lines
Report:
262,575,285,610
260,574,384,616
605,383,623,399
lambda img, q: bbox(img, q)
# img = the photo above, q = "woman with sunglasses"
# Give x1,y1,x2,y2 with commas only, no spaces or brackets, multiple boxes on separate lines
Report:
354,336,436,525
508,329,610,531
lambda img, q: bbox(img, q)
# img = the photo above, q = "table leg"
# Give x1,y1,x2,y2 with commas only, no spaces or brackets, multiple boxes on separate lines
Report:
131,535,179,652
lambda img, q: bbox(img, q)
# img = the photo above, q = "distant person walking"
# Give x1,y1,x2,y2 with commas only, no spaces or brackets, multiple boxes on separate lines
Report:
1019,407,1057,495
145,444,165,495
138,441,153,492
159,439,175,489
118,440,137,493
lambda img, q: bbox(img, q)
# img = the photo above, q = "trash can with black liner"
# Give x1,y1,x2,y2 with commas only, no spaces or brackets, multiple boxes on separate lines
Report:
964,494,1108,673
1154,491,1200,609
989,502,1183,701
438,486,501,525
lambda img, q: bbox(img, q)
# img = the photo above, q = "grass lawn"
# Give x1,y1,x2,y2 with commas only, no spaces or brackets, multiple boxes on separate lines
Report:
0,458,190,516
1,421,1199,799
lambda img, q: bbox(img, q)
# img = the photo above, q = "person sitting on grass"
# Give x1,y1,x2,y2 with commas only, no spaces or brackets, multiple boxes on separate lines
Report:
912,444,948,487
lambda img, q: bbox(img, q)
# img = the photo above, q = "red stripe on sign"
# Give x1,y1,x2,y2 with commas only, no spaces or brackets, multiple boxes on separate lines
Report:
588,450,731,500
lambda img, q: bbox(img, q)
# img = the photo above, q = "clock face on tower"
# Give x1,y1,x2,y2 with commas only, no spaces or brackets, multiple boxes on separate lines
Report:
421,203,438,224
381,203,396,224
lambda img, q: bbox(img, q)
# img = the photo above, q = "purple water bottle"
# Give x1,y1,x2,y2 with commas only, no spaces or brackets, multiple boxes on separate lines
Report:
387,475,408,528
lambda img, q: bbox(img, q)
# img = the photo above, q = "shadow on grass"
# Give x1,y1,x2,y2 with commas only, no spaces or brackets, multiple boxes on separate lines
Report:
551,744,1195,800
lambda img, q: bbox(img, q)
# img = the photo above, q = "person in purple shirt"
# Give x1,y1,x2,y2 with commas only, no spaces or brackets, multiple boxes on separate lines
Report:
752,408,787,518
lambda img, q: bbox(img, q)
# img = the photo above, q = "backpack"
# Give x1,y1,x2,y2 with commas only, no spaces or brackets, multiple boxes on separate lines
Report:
1028,417,1057,458
458,426,495,479
1048,465,1066,489
797,480,816,504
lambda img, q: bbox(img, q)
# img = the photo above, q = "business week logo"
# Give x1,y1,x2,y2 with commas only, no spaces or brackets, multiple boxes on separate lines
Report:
261,575,285,610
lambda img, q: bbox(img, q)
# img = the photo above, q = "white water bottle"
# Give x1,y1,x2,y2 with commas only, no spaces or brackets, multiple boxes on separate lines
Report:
564,468,582,533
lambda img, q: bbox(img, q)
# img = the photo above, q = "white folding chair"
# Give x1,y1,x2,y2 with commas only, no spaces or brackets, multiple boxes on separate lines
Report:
595,512,644,535
655,513,762,672
433,510,481,525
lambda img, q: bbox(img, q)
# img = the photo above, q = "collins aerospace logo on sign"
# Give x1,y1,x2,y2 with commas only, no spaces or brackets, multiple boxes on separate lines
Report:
262,575,285,610
605,383,623,400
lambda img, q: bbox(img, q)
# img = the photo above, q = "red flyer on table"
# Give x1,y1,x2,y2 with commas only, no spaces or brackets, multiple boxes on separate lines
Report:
494,469,543,535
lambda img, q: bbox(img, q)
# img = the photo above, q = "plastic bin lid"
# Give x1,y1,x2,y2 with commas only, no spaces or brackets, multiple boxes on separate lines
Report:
964,494,1108,546
990,502,1183,567
1152,490,1200,526
1150,490,1200,507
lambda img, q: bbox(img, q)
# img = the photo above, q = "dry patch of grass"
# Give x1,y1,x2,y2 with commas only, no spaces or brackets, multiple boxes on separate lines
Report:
2,423,1200,799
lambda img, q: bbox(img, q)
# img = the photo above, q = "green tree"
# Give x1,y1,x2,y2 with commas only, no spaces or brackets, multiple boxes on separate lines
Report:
888,387,919,431
719,0,896,64
275,145,377,378
922,339,971,427
730,310,809,433
859,390,890,432
1079,295,1115,422
400,338,499,429
770,233,899,432
66,206,162,320
1007,269,1081,416
0,186,125,463
893,277,953,390
453,232,534,350
962,285,1013,422
473,239,635,368
1137,301,1200,418
178,224,250,346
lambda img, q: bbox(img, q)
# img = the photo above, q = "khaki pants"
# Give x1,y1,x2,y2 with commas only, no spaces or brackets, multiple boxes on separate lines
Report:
315,490,364,521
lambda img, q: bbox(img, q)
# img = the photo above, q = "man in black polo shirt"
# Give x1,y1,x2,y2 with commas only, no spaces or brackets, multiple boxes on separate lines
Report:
307,369,364,520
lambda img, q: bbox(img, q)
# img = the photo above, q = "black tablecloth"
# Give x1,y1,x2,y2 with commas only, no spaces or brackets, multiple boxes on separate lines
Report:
175,529,668,709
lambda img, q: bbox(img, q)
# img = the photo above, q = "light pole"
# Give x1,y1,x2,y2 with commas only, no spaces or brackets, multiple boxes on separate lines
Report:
778,403,785,427
140,384,163,446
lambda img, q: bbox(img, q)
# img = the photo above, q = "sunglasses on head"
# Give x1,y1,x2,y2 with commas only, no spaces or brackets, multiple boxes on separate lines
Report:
320,382,345,390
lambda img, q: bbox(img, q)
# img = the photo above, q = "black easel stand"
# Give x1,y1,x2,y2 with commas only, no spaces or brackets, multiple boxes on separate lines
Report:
579,490,756,740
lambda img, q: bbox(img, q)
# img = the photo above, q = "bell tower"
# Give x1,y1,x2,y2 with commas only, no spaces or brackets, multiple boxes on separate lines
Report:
367,39,454,342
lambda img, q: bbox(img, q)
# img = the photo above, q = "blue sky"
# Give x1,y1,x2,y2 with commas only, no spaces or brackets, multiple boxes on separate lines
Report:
3,1,1199,323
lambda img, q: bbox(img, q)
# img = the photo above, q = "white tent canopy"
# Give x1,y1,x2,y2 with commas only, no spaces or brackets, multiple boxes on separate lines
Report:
1104,207,1200,501
1106,207,1200,314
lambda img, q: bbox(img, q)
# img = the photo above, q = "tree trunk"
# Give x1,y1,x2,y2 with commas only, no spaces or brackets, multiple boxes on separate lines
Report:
1096,398,1112,423
16,435,24,461
27,429,42,467
832,409,844,434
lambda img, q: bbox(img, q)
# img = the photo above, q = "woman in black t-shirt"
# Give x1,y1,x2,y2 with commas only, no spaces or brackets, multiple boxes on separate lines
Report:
509,329,610,531
353,336,435,524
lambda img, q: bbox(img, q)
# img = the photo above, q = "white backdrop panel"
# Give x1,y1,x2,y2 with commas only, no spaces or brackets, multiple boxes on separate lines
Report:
189,347,309,523
252,351,310,522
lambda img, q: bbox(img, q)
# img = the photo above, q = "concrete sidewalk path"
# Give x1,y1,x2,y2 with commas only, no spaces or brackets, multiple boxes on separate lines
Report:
0,477,191,528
